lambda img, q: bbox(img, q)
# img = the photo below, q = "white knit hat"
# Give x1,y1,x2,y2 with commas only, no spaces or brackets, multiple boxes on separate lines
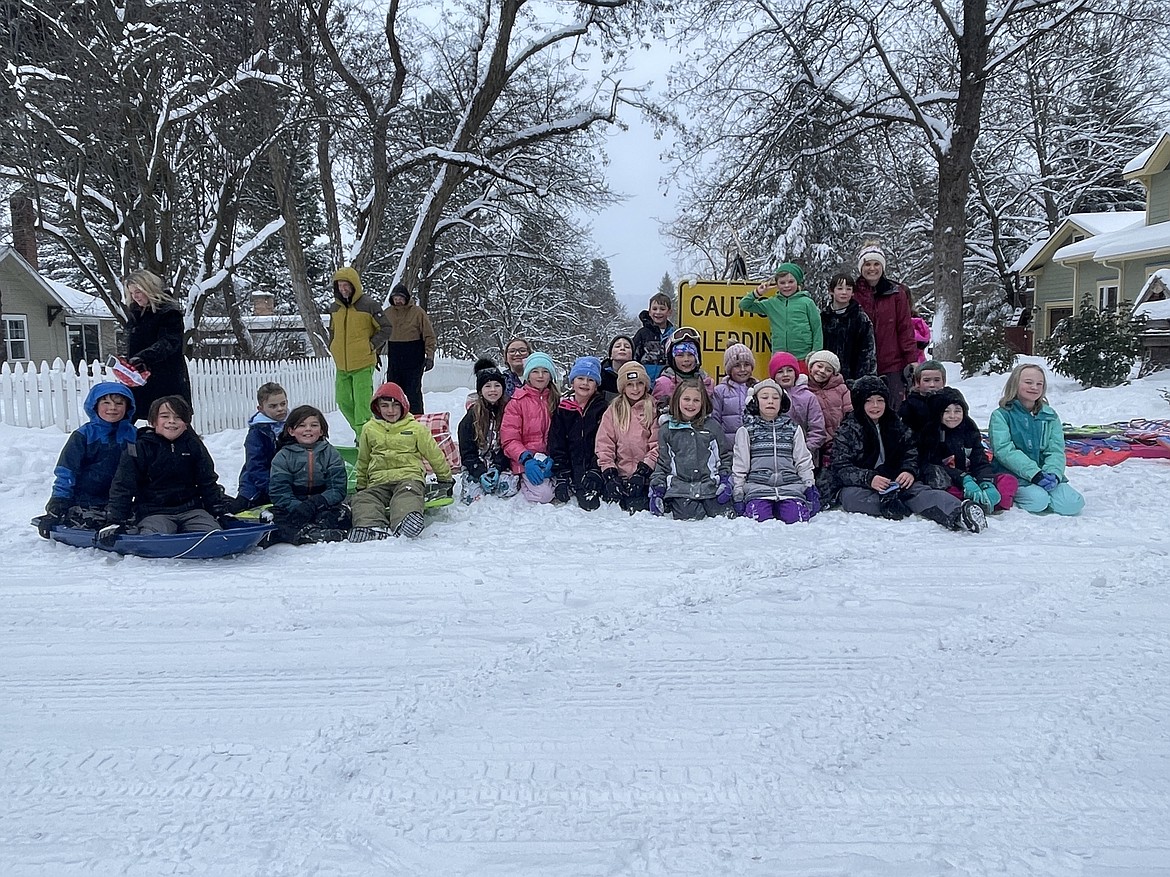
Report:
806,349,841,374
857,243,887,273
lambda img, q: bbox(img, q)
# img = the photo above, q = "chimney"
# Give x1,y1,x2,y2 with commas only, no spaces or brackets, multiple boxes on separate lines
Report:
252,291,275,316
10,193,38,269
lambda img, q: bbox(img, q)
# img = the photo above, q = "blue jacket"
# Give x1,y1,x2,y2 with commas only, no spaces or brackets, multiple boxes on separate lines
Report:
237,411,285,501
50,382,137,507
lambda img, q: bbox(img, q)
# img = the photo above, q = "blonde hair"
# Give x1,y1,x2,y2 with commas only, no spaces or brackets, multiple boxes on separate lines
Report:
610,380,655,432
998,363,1048,411
123,269,170,311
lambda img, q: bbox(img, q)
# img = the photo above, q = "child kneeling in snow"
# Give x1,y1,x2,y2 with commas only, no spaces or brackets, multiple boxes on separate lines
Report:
650,379,733,520
548,356,609,510
500,351,560,504
731,380,820,523
828,376,986,532
268,405,351,544
350,382,453,541
595,362,659,513
458,359,520,504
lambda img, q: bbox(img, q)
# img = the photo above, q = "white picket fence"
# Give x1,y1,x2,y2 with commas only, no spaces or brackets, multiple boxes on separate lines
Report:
0,356,476,434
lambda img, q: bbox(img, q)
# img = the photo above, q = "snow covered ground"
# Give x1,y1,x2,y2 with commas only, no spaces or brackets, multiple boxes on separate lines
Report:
2,359,1169,876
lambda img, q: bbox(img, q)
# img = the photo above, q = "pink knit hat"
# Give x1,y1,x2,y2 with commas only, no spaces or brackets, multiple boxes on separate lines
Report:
768,351,801,379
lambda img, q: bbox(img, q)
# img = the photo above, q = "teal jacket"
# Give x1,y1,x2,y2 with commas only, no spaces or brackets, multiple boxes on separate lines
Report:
268,438,349,514
739,289,823,360
988,401,1067,482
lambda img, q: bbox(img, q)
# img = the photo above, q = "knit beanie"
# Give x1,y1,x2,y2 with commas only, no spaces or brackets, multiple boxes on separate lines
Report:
723,343,755,373
768,350,801,379
774,262,805,284
473,357,507,394
390,282,410,303
744,378,788,416
857,244,887,274
806,349,841,374
522,351,557,382
616,362,650,393
568,355,602,385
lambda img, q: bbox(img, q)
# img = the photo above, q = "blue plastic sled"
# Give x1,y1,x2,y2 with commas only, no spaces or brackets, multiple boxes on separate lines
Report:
47,520,275,559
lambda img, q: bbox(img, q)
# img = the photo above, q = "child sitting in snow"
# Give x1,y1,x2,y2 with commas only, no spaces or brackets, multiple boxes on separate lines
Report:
923,387,1018,513
234,381,288,510
899,360,947,459
102,395,229,540
349,382,454,541
652,327,715,410
458,358,519,504
268,405,351,544
548,356,608,510
650,379,733,520
595,361,659,514
768,351,827,462
731,379,819,523
804,349,852,468
500,351,560,504
988,363,1084,516
35,381,137,537
828,376,986,532
711,342,757,446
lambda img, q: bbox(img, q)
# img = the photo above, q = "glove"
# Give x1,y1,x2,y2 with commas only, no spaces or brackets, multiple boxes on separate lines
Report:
32,514,58,539
45,496,71,518
733,501,746,517
716,475,733,505
978,481,1001,509
804,485,822,516
520,452,547,485
902,363,915,383
97,523,127,547
424,357,435,372
127,356,146,370
284,502,313,528
879,491,911,521
538,455,554,479
435,479,455,499
602,468,624,503
1033,472,1059,492
479,468,500,493
961,474,981,502
649,487,666,517
627,462,652,497
580,469,605,500
553,478,571,503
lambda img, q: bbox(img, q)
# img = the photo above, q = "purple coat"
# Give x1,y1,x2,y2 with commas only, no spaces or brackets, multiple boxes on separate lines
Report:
711,378,754,445
785,378,827,454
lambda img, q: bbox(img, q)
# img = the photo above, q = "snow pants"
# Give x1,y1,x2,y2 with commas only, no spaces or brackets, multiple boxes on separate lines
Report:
744,497,811,524
667,497,728,521
386,339,425,415
351,480,424,530
944,472,1019,511
1013,481,1085,516
335,365,374,440
137,508,221,535
839,482,960,523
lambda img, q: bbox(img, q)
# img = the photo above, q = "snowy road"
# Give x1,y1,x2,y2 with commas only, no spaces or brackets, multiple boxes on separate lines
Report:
2,376,1170,876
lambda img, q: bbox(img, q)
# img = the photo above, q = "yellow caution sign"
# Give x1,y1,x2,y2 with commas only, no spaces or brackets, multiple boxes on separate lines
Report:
677,280,774,382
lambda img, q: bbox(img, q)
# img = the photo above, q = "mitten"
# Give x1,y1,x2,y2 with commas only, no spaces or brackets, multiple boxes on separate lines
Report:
716,475,733,505
602,468,624,503
538,455,555,479
435,479,455,499
97,523,127,547
45,496,71,518
553,478,571,503
285,502,313,528
520,452,547,485
479,468,500,492
1033,471,1059,492
804,485,822,516
961,474,981,502
879,491,911,521
733,501,746,517
627,462,652,497
649,487,666,517
978,481,1001,509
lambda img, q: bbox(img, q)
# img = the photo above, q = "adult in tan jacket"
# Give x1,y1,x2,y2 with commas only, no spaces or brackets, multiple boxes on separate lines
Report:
385,282,437,414
328,266,392,438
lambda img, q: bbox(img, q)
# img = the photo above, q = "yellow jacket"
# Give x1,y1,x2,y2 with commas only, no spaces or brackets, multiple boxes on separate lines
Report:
328,267,393,371
356,414,452,488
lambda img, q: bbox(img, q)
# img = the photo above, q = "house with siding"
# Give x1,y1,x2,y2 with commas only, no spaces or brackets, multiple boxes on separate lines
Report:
1012,130,1170,341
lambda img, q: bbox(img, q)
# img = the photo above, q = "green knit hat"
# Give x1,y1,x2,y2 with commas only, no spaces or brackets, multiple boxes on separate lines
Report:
773,262,805,284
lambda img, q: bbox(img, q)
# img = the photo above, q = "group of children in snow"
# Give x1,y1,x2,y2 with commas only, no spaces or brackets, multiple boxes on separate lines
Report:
37,326,1083,549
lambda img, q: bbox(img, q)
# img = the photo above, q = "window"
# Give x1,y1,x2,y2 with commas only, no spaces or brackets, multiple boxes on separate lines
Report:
1097,283,1119,311
1047,305,1073,337
3,314,30,361
66,323,101,367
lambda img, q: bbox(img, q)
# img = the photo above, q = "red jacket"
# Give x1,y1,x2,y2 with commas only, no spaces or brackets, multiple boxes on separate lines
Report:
500,385,554,473
853,276,917,375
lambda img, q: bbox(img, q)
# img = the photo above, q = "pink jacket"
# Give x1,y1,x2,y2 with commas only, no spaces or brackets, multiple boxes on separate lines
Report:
595,399,660,477
785,377,827,453
652,368,715,407
500,385,554,473
911,316,931,363
806,372,853,445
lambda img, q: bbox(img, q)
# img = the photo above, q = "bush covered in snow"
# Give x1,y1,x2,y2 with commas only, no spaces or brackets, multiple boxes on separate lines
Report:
1039,297,1145,387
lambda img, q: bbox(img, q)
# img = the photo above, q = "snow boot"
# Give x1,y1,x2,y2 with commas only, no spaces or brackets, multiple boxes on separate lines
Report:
957,499,987,533
348,526,391,543
393,511,425,539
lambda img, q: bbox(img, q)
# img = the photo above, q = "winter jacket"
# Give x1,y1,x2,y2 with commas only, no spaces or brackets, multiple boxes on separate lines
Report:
912,316,931,363
384,296,437,389
49,382,137,508
921,387,994,486
829,376,919,492
457,402,509,480
651,415,731,501
853,275,917,375
806,372,852,446
500,384,554,473
356,414,451,490
106,426,227,523
785,376,828,454
739,289,823,360
268,438,348,517
899,391,935,462
327,267,393,372
711,377,755,446
548,393,608,488
599,357,627,401
237,411,284,502
595,398,659,477
820,301,877,384
988,399,1068,483
632,312,674,378
652,368,715,407
124,299,191,415
732,412,814,502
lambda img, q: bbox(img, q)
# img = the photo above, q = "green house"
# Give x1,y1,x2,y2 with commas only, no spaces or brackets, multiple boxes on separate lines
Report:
1013,130,1170,339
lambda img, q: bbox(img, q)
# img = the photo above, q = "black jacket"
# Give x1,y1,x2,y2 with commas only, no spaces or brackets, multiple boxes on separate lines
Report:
829,376,918,491
457,403,510,480
107,426,227,523
820,301,876,384
921,387,995,485
547,394,607,487
125,301,191,416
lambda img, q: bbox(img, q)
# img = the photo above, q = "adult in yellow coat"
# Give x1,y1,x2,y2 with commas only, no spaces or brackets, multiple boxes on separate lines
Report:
328,266,392,438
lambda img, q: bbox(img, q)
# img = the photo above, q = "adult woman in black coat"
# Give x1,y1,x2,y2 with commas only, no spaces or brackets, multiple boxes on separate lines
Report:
123,269,191,419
